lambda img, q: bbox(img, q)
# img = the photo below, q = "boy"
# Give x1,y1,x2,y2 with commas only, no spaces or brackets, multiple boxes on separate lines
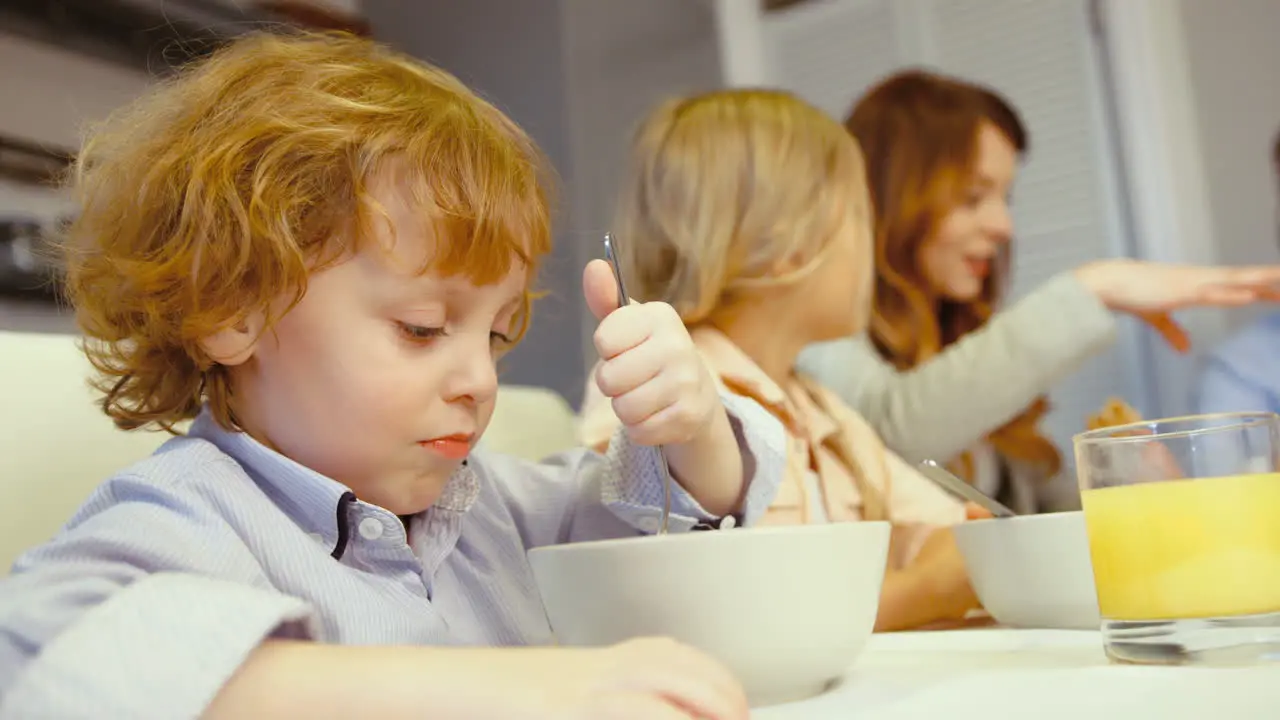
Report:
0,32,782,719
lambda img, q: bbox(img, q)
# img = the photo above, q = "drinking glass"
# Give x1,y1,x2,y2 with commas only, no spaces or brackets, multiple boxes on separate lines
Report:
1074,412,1280,665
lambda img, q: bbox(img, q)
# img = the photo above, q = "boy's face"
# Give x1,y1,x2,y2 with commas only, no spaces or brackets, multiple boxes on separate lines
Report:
216,172,526,515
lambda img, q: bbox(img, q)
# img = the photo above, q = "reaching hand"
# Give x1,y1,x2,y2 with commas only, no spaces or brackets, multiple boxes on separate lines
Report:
1074,260,1280,353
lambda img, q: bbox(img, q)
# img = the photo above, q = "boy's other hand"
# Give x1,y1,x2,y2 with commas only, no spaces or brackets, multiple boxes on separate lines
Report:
525,637,750,720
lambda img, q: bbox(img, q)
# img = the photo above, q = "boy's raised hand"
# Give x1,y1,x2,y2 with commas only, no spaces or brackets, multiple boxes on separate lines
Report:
584,259,720,448
583,259,745,518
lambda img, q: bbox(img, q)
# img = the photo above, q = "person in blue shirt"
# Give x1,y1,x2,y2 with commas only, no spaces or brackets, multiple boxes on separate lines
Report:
1196,131,1280,415
0,32,784,720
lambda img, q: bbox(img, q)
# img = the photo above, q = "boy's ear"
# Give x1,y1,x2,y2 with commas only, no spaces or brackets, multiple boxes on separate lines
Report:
199,311,266,367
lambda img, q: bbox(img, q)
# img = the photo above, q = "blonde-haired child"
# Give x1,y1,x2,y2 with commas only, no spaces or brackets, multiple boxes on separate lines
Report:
580,89,982,632
0,33,785,719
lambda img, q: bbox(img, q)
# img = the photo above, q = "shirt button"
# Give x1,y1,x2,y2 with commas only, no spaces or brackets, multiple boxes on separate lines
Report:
719,515,737,530
307,532,325,545
637,516,660,533
358,517,385,540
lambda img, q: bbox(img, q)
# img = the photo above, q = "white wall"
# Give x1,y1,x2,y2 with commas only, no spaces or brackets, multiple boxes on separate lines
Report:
1101,0,1280,415
1179,0,1280,313
1107,0,1280,337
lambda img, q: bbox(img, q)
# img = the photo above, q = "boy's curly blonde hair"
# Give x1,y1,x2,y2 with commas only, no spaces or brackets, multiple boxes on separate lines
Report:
61,31,553,433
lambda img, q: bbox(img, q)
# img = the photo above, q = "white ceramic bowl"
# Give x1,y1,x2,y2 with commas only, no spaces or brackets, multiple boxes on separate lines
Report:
527,521,890,707
951,510,1102,630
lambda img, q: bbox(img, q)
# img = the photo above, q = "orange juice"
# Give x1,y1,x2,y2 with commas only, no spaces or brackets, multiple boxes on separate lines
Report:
1081,473,1280,620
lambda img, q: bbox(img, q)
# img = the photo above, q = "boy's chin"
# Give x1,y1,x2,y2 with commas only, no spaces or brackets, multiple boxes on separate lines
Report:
373,469,460,517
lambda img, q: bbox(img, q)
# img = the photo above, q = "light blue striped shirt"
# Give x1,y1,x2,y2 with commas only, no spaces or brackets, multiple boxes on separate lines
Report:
0,394,784,719
1195,311,1280,416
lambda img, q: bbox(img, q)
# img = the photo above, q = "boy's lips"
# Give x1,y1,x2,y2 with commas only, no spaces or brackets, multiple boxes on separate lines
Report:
420,434,475,460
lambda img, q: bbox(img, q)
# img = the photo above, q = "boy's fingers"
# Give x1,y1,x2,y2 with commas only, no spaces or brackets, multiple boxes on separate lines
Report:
584,259,622,321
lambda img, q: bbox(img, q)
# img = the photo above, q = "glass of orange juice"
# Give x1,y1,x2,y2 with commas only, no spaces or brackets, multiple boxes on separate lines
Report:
1074,412,1280,665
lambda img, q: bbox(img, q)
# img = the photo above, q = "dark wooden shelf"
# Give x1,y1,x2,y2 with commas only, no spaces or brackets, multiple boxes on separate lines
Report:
0,0,232,71
764,0,817,11
0,0,370,74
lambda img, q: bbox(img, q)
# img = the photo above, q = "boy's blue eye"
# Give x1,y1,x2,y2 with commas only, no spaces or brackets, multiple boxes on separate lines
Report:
398,323,445,342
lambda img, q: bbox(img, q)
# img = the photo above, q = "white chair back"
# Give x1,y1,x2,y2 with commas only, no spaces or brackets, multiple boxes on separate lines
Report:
483,384,580,461
0,331,169,572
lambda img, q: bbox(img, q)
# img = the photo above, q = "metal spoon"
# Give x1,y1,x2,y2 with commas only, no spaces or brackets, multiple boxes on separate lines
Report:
603,232,672,534
917,459,1018,518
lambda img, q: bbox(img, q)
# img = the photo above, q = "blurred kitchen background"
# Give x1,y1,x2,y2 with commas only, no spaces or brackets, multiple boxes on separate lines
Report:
2,0,1279,457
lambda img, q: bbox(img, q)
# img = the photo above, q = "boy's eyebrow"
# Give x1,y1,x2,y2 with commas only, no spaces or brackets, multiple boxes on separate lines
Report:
395,278,524,315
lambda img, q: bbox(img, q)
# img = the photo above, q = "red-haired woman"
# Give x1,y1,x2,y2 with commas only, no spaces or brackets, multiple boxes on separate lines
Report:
800,69,1280,513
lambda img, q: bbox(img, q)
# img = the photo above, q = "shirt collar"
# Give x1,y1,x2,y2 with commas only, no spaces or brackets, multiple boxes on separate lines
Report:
187,408,481,554
188,409,351,544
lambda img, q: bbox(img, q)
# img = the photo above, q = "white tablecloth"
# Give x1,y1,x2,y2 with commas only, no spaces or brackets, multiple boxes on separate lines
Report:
754,629,1280,719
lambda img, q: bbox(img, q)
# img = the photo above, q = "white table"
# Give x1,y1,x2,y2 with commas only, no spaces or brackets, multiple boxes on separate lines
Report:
754,629,1280,719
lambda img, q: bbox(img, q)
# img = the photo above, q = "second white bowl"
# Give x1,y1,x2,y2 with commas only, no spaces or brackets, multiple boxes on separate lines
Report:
952,510,1101,630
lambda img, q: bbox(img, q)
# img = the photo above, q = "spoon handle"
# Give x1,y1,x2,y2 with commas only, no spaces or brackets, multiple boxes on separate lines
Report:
917,460,1018,518
604,233,672,534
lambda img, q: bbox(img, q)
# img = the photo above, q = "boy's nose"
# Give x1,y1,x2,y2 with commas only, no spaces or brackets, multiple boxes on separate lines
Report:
443,340,500,405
